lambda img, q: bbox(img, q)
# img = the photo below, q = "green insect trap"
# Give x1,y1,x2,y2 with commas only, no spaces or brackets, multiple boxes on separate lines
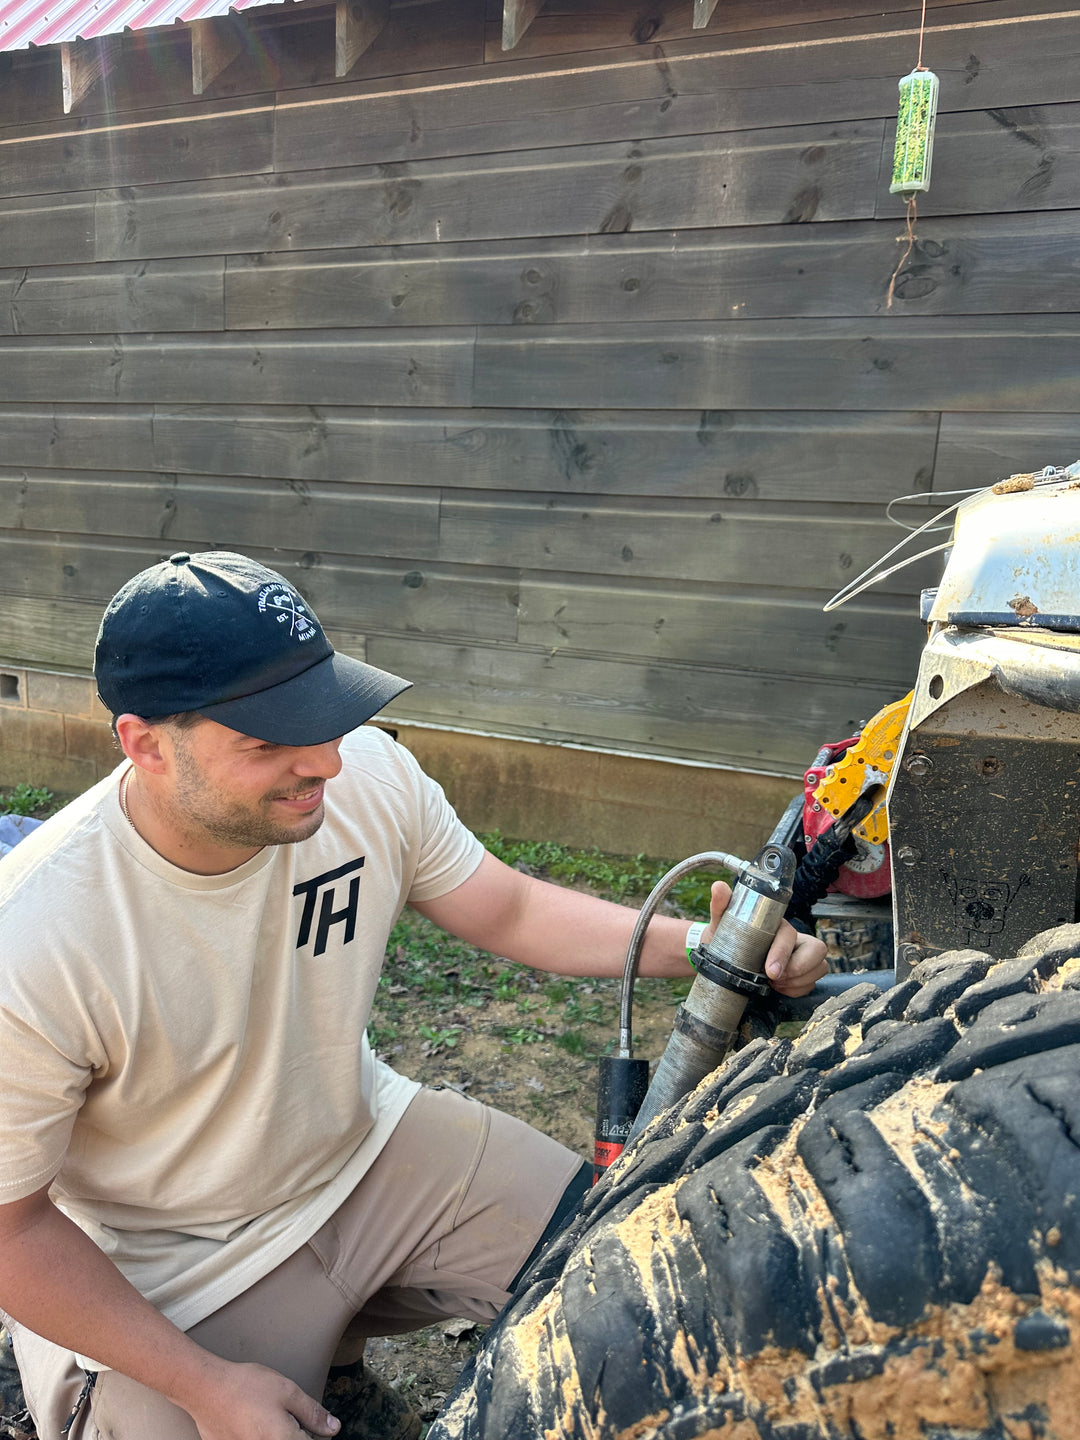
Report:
890,68,940,197
883,10,940,306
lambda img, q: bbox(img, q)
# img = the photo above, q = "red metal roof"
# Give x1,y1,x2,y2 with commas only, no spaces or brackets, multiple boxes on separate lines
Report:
0,0,296,52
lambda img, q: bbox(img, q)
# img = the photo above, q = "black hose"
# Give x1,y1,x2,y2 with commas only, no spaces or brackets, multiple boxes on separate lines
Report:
785,785,883,932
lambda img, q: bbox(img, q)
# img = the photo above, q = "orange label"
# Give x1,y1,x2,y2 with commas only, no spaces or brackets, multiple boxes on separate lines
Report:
592,1139,623,1182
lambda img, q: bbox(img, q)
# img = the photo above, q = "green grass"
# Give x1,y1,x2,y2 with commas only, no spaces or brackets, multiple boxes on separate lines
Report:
497,1024,543,1048
478,830,728,915
554,1028,590,1057
0,782,55,817
417,1023,462,1053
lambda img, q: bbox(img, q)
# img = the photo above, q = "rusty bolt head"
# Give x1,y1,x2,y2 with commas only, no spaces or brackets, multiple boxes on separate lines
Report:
980,757,1001,777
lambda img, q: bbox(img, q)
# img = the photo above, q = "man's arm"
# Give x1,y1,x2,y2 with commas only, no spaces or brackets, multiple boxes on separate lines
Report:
0,1188,340,1440
413,850,826,996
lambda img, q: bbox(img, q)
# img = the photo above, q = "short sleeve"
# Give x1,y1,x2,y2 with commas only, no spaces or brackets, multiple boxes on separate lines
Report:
394,748,483,904
0,1004,90,1202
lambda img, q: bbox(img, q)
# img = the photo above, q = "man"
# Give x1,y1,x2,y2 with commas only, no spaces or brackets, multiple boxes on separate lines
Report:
0,552,826,1440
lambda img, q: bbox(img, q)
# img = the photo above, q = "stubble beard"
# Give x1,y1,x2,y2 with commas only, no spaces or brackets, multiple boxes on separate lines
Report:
171,736,327,851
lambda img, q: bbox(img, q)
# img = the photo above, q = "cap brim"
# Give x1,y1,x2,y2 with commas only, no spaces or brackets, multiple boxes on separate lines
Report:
195,651,411,745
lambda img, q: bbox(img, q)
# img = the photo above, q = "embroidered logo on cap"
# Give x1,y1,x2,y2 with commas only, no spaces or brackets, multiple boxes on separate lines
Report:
257,583,318,642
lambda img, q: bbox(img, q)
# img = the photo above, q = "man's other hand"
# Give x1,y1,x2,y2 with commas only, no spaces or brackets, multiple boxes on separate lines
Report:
703,880,827,998
181,1360,340,1440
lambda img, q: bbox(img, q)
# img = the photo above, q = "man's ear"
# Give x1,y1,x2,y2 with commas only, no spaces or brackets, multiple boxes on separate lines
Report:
114,714,169,774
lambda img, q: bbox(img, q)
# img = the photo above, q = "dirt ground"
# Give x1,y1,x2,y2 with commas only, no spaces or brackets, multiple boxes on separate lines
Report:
362,967,692,1427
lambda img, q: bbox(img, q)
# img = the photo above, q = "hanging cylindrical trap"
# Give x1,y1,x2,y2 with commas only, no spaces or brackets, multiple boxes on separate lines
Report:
889,68,940,196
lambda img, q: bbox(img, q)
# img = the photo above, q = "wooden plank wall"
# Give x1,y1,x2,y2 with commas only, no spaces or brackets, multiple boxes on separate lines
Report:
1,0,1078,776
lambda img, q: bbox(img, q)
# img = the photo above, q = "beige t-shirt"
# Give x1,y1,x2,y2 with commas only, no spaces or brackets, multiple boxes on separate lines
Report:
0,726,483,1342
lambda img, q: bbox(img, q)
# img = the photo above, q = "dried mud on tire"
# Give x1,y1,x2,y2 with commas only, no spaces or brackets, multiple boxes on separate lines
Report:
430,925,1080,1440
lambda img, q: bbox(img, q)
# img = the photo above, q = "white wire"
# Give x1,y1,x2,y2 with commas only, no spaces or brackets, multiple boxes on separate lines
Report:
823,493,971,613
824,464,1080,614
822,542,954,611
885,487,983,532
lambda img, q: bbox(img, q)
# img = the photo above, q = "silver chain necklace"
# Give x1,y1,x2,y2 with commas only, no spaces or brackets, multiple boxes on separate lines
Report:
118,768,138,833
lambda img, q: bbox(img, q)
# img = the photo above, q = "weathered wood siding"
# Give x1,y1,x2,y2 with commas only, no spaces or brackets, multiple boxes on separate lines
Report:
1,0,1077,775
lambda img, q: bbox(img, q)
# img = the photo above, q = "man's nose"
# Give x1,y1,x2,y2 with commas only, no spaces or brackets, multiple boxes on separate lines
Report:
292,738,344,778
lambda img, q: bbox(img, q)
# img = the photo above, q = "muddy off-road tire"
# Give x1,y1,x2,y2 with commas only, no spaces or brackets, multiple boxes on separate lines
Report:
430,924,1080,1440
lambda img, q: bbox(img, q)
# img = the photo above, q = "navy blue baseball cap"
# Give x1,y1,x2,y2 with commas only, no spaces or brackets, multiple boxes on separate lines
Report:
94,551,411,745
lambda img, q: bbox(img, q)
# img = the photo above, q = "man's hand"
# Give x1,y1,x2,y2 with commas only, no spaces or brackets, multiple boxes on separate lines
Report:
702,881,827,998
178,1359,340,1440
0,1190,340,1440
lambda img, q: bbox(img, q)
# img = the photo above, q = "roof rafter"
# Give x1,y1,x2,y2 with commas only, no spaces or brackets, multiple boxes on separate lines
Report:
190,15,243,95
60,33,122,112
335,0,388,77
502,0,542,50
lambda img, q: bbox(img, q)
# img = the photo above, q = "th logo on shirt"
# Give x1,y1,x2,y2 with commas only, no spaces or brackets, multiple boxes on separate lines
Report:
293,857,365,955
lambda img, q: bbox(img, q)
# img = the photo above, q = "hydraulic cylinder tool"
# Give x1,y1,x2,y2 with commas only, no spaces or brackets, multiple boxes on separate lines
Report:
593,840,795,1180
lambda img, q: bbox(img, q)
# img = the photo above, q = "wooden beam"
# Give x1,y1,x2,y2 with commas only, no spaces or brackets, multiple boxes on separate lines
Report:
692,0,720,28
60,35,122,114
334,0,389,77
190,17,243,96
502,0,542,50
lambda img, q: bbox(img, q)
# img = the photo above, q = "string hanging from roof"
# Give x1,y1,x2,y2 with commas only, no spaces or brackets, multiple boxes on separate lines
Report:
885,0,940,309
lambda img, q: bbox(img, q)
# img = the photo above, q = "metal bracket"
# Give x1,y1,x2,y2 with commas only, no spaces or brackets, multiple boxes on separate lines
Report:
691,944,771,999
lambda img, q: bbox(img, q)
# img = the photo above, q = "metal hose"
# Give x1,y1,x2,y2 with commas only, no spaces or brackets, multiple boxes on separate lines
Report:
617,850,744,1057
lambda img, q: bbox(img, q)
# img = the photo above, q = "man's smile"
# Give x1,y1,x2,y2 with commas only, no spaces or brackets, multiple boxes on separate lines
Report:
270,783,325,811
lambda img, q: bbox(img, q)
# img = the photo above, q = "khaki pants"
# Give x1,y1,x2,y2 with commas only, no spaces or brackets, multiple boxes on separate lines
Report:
11,1088,584,1440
